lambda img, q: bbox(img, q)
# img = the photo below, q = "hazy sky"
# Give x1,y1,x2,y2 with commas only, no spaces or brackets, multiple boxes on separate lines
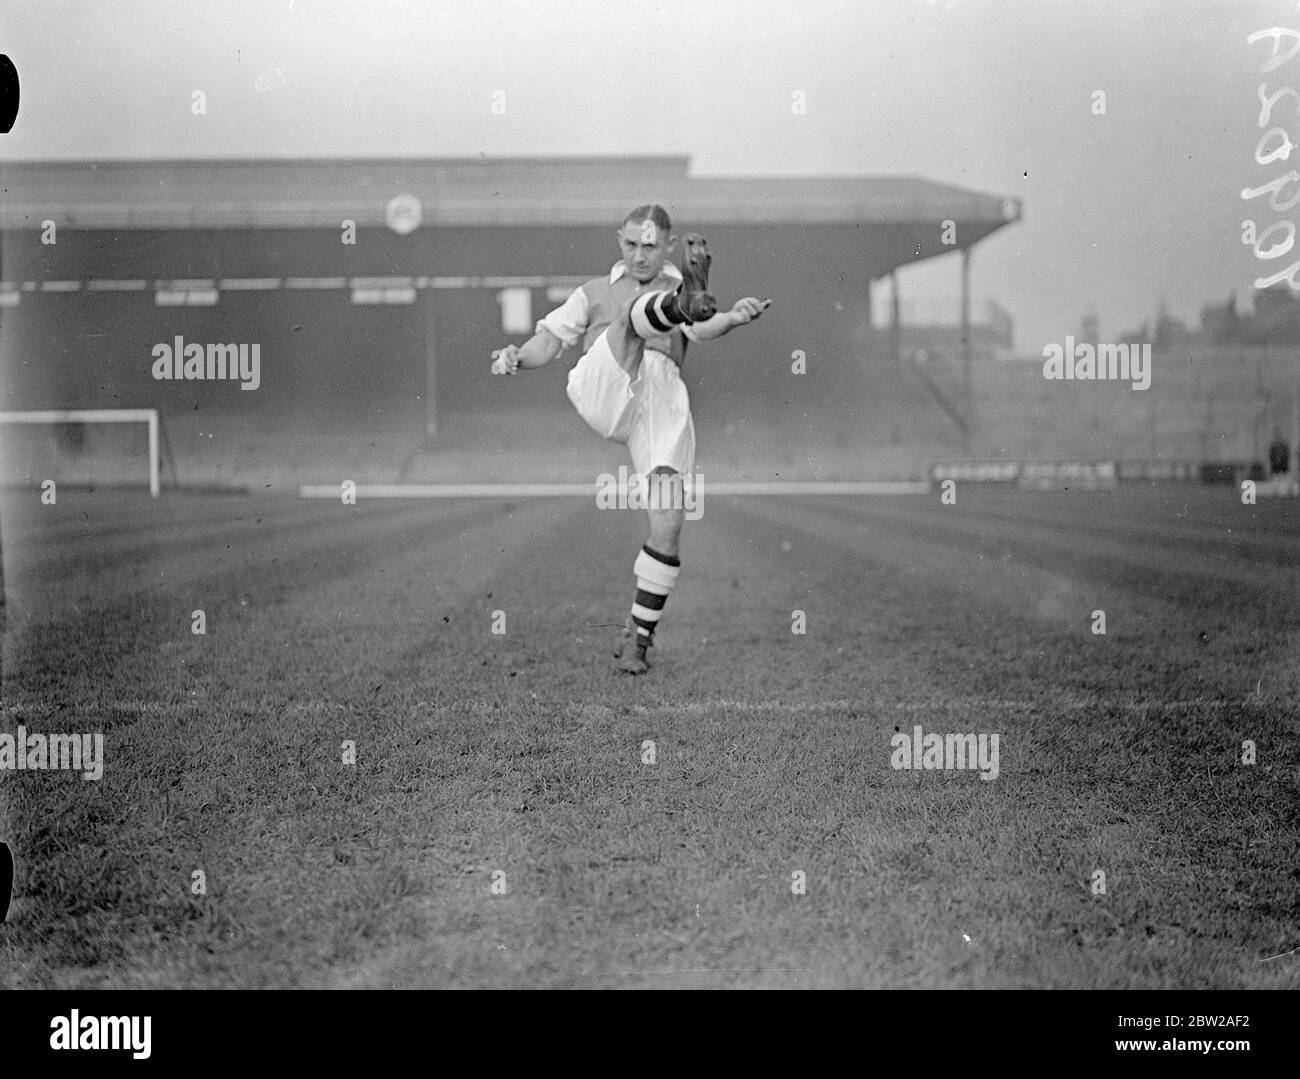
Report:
0,0,1288,349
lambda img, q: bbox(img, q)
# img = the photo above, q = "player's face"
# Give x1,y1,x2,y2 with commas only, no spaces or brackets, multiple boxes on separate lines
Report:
617,221,674,283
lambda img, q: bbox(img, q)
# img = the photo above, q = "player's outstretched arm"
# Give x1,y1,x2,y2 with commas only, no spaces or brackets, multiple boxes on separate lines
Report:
688,297,771,341
490,327,565,374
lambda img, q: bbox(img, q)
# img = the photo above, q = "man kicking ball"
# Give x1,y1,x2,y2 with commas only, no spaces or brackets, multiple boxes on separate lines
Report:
490,204,769,674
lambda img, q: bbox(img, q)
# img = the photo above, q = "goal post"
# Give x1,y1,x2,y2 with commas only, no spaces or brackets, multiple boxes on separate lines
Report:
0,408,161,496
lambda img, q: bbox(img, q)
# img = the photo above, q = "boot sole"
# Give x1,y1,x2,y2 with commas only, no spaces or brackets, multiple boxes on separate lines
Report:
678,234,715,322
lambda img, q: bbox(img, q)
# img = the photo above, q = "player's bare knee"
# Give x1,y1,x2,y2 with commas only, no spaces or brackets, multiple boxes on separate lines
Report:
646,470,685,552
648,466,684,508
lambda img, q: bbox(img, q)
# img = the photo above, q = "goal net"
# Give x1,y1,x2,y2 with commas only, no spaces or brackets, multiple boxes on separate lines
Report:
0,409,163,496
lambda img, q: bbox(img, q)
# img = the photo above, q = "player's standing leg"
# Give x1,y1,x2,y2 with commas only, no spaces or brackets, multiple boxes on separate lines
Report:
616,465,687,674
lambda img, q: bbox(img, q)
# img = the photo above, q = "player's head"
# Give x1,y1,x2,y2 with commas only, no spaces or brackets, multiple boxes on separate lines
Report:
618,204,676,284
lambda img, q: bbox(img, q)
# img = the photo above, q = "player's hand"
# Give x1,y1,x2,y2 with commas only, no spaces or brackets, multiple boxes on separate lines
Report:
490,345,521,375
729,297,771,326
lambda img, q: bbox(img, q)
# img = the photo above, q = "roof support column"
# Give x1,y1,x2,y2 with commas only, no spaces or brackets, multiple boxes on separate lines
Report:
890,270,901,370
423,295,438,442
961,247,972,445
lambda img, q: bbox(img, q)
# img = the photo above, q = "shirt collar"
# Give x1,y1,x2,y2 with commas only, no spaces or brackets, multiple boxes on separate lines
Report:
610,260,683,284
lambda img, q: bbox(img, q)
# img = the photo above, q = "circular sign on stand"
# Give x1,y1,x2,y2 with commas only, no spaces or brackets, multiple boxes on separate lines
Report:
385,193,423,235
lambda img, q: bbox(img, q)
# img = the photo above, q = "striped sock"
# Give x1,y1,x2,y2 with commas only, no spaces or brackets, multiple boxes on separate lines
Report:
631,544,681,639
629,289,687,339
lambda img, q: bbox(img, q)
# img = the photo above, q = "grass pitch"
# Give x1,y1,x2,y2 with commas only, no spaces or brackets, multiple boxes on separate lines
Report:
0,484,1297,988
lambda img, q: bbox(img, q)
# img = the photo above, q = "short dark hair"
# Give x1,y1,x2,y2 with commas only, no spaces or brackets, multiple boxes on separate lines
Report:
623,204,672,234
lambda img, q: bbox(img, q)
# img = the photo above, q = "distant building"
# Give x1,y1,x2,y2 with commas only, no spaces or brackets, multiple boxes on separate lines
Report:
1200,292,1239,343
1200,286,1300,345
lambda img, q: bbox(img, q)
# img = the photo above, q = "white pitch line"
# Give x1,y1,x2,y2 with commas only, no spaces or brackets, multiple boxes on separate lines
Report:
219,278,282,290
299,481,930,499
301,483,593,498
284,277,348,289
706,481,931,496
88,280,149,291
41,280,82,292
349,276,413,288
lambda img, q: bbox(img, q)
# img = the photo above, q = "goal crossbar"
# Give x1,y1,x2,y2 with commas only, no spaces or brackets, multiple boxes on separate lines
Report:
0,409,160,496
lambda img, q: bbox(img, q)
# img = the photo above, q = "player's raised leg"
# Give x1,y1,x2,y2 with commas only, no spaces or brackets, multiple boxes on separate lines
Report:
604,233,716,378
630,232,716,336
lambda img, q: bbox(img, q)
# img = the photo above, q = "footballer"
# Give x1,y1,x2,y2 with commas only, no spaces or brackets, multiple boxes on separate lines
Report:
490,204,769,674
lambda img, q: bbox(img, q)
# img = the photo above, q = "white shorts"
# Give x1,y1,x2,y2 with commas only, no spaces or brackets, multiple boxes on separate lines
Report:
565,330,696,480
